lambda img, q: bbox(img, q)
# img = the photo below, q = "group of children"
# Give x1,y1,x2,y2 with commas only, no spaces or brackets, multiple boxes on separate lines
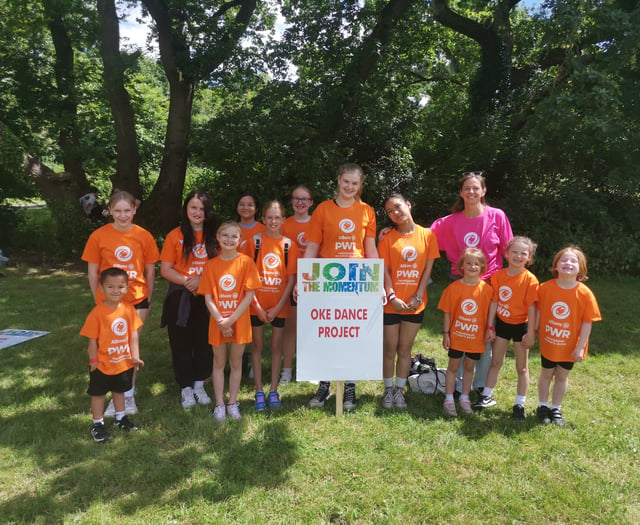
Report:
79,168,601,443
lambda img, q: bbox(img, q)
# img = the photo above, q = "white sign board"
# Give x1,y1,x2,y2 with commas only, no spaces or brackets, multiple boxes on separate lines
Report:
296,258,384,381
0,329,50,350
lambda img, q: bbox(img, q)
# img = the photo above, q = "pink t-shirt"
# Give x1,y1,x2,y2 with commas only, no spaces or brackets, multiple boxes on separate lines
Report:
430,206,513,280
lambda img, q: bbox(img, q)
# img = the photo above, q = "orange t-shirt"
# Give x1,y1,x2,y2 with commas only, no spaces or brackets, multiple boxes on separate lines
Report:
378,226,440,315
197,253,262,346
82,224,159,304
438,280,493,353
491,268,539,324
159,227,210,278
80,302,143,375
240,233,300,318
238,222,265,251
307,199,376,258
282,216,312,257
537,279,601,362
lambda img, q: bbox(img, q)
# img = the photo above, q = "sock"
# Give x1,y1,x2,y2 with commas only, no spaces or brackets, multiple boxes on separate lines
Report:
282,367,292,375
125,386,135,398
115,411,125,421
193,380,204,389
551,404,561,410
93,418,104,425
384,377,394,388
395,377,407,389
460,394,470,401
538,402,549,408
445,394,454,402
515,395,526,406
483,387,494,397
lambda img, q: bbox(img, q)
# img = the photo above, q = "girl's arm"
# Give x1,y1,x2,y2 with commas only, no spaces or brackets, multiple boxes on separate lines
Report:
572,321,592,362
221,290,256,328
364,237,378,259
442,312,451,350
265,275,295,322
406,258,435,311
88,338,99,371
384,265,407,313
485,302,497,342
144,263,156,304
521,303,537,349
88,263,100,298
160,261,200,294
130,329,144,368
303,241,320,258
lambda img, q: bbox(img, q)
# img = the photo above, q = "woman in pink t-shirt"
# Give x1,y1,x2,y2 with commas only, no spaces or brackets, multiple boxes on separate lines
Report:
430,171,513,395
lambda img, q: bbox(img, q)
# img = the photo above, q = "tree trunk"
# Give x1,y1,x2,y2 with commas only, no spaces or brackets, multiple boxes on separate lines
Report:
97,0,142,199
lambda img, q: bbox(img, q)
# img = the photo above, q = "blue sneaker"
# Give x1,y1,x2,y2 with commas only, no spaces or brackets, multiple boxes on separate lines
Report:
254,391,266,411
268,390,282,408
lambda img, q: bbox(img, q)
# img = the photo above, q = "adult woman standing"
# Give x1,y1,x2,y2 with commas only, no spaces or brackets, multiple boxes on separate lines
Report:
82,190,160,417
160,191,218,409
430,171,513,395
304,163,378,411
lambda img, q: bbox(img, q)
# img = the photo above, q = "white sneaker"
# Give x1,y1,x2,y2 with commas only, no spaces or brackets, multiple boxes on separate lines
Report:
181,387,196,409
193,386,212,406
280,369,292,384
104,398,116,418
212,405,226,422
124,396,138,415
226,402,242,420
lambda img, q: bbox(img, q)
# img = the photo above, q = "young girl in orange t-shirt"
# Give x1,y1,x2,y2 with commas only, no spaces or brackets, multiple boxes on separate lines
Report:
535,246,601,427
198,221,261,422
477,236,539,419
241,201,299,411
280,185,314,384
438,248,494,416
236,190,265,250
81,190,159,417
378,194,439,409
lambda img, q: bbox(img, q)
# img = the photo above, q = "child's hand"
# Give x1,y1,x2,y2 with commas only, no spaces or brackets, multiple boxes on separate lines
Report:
572,347,585,362
90,363,98,372
390,297,410,313
220,325,234,338
377,226,392,242
133,357,145,369
442,333,450,351
521,332,535,349
485,326,496,343
184,275,200,294
257,308,269,323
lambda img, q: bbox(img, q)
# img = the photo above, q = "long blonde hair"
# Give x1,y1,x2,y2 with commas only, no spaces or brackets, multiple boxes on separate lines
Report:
335,163,364,200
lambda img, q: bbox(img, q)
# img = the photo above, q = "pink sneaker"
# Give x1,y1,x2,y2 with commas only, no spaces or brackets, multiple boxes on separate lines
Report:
443,399,457,416
459,398,473,414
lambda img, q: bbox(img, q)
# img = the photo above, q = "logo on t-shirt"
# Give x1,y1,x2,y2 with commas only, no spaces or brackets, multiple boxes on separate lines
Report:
193,243,208,259
111,318,128,337
114,246,133,262
401,246,418,262
551,301,570,320
220,274,237,292
339,219,356,234
461,299,478,316
499,286,513,302
263,253,280,269
297,232,308,246
463,232,480,247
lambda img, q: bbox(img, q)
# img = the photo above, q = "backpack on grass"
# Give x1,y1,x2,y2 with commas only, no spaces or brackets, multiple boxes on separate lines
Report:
408,353,446,395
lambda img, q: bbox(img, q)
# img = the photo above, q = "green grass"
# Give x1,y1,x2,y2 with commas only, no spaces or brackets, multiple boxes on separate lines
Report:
0,265,638,524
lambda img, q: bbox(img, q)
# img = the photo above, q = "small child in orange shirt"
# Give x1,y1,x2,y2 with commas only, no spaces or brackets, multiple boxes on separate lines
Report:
535,246,601,427
198,221,262,422
475,236,539,419
438,248,494,416
80,268,144,443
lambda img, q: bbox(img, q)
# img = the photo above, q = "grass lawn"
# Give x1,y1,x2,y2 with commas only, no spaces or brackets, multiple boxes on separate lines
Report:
0,264,638,524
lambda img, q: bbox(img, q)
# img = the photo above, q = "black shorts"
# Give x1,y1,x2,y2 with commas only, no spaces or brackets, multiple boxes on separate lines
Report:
383,311,425,326
541,355,574,371
495,317,528,342
134,297,149,309
251,315,285,328
87,367,134,396
448,349,482,361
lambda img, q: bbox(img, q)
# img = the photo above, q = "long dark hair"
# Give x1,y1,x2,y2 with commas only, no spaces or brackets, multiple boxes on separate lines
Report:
181,190,218,261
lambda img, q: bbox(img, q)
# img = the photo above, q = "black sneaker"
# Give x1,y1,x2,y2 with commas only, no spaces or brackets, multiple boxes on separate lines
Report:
308,381,330,408
474,394,497,410
91,422,110,443
512,404,525,420
549,408,566,427
114,415,138,431
343,383,357,411
536,405,551,424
